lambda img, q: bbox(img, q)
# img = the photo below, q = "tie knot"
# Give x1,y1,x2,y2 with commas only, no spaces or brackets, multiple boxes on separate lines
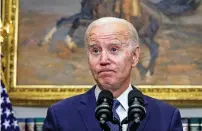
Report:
113,100,120,110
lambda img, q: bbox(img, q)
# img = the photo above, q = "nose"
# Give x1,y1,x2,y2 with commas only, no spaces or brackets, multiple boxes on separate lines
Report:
100,51,110,66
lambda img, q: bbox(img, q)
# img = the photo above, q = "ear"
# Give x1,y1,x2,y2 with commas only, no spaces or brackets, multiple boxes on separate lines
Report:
132,46,140,67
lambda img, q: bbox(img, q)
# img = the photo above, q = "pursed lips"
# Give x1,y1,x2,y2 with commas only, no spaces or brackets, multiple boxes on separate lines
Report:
98,69,115,74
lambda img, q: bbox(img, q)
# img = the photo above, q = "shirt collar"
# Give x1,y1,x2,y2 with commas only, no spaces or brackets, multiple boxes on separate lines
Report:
94,84,133,111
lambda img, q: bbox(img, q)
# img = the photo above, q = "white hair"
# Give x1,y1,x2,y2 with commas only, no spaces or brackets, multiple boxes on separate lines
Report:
84,17,139,51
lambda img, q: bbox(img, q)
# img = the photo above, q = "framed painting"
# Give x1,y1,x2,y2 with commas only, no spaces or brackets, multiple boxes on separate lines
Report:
1,0,202,107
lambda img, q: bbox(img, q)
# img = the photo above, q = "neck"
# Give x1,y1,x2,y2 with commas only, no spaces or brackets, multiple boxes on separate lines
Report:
99,78,131,98
111,81,130,98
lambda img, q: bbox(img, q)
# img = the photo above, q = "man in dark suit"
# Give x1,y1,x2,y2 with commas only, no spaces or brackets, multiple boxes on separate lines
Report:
43,17,183,131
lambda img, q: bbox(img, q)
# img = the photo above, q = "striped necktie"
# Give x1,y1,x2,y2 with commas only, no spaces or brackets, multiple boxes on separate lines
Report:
108,100,120,131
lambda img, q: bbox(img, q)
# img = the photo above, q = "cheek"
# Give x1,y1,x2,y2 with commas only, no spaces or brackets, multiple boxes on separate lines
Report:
124,51,133,64
88,57,98,72
88,60,95,70
117,51,132,65
117,52,133,71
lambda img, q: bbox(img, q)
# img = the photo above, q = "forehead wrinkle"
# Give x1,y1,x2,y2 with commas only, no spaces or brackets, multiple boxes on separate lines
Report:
88,31,131,42
88,38,130,49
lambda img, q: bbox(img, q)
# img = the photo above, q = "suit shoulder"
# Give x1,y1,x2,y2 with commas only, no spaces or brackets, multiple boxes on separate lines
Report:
51,93,84,110
145,95,177,112
48,87,95,114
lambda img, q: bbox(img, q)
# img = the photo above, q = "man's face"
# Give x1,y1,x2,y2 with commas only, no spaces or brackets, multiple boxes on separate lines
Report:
87,23,139,90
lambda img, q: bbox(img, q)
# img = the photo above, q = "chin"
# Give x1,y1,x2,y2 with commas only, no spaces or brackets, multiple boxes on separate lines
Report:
98,79,118,89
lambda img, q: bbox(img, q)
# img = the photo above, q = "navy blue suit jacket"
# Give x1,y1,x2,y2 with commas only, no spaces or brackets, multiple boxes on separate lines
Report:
43,86,183,131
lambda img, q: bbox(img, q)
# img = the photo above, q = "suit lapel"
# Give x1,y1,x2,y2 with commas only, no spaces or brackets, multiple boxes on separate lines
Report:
78,86,102,131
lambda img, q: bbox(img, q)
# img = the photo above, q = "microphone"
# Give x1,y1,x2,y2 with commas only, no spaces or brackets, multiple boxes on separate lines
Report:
121,89,146,125
128,89,146,124
95,90,113,123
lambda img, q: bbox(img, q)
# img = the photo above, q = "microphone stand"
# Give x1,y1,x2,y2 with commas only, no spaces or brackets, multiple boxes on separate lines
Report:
128,122,140,131
99,117,122,131
129,115,141,131
99,118,110,131
121,117,140,131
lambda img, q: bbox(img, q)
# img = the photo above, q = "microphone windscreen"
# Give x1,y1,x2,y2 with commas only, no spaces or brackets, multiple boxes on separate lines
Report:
128,90,144,106
98,90,113,101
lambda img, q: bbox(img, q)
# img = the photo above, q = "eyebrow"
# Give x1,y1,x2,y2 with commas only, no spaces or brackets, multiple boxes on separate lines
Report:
88,41,98,45
88,43,124,50
109,40,122,45
87,43,98,48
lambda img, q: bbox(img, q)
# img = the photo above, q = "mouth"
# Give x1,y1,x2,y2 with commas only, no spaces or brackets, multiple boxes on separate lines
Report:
98,70,115,75
98,69,115,72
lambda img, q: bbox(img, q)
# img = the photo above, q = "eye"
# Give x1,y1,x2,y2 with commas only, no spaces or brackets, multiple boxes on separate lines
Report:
91,47,101,55
111,47,117,52
109,40,121,53
93,48,99,53
109,46,119,54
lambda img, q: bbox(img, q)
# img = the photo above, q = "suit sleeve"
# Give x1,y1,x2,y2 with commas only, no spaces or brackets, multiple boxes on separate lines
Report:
170,108,183,131
43,106,59,131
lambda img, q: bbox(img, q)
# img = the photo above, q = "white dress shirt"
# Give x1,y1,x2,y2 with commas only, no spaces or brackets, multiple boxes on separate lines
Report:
95,85,133,131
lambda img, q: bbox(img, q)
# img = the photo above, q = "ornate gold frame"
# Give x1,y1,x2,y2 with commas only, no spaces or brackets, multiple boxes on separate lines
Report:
1,0,202,107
